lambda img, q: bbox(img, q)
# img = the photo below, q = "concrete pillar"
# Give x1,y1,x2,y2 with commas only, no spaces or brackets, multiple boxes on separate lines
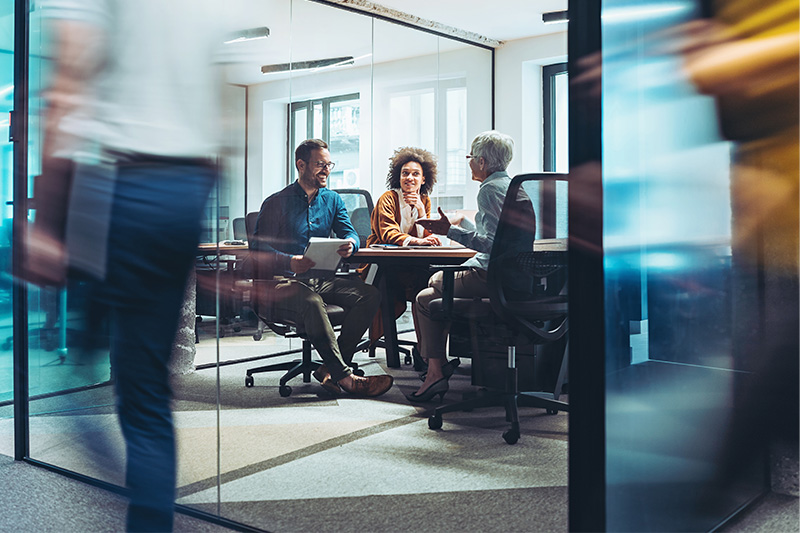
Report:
170,269,197,375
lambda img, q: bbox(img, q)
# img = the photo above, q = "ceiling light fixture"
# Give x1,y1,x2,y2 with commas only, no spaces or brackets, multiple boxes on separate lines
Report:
542,10,569,24
261,56,356,75
225,26,270,44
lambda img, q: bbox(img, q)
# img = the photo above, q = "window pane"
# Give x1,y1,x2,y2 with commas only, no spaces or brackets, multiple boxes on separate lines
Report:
554,72,569,173
313,102,323,138
293,107,308,153
328,98,360,189
446,87,467,188
389,91,434,151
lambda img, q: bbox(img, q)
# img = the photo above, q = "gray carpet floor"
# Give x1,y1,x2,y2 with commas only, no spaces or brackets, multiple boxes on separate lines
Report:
0,324,795,532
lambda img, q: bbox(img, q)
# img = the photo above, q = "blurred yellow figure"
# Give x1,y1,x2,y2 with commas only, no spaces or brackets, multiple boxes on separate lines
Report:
683,0,799,495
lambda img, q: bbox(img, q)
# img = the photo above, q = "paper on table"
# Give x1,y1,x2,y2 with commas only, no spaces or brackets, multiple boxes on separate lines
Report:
303,237,350,272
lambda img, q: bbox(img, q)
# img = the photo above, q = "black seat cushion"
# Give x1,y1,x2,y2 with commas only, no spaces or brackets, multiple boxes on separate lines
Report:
504,295,568,321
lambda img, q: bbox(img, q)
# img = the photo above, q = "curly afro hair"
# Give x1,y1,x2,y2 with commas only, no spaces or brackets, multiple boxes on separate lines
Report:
386,147,437,196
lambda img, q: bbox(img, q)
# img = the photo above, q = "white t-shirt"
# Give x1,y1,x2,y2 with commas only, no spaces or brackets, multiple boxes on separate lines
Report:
41,0,232,158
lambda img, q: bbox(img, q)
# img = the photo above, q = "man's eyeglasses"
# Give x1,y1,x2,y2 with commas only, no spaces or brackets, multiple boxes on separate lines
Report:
313,161,336,170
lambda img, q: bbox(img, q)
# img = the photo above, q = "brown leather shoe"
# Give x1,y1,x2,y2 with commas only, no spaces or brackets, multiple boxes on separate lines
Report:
339,374,394,398
313,365,342,395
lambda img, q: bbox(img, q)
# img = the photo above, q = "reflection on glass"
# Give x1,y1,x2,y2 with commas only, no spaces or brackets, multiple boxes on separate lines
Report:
601,0,768,530
389,91,435,151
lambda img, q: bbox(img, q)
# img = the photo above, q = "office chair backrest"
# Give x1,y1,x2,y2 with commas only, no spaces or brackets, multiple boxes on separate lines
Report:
332,188,374,248
244,212,258,244
244,211,262,278
232,217,247,241
488,173,569,336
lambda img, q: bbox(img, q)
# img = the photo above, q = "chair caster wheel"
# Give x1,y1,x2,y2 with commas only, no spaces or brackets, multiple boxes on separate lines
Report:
428,414,443,430
279,385,292,397
253,332,262,341
245,375,254,388
502,429,520,444
352,368,365,377
546,408,558,415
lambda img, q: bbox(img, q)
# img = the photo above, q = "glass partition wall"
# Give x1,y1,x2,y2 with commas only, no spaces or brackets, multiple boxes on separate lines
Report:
0,0,15,456
568,1,775,531
17,0,495,529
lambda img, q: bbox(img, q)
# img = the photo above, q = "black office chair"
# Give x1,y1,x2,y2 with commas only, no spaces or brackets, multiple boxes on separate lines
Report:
242,212,353,397
231,216,247,241
332,188,374,248
426,173,569,444
333,188,418,365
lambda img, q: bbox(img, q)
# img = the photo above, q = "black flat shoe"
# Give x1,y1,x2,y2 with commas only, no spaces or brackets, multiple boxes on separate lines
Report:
419,358,460,382
406,377,449,403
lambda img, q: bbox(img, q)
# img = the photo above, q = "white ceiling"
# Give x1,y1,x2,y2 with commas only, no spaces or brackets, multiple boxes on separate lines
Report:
221,0,568,86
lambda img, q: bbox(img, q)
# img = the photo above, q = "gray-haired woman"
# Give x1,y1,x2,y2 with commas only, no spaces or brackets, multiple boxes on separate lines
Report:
411,130,515,402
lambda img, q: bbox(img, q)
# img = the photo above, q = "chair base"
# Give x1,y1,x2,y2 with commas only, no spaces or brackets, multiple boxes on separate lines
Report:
357,336,421,368
244,340,322,396
427,387,568,444
244,339,363,396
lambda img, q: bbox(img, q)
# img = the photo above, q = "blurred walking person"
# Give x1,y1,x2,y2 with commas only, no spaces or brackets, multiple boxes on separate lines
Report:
33,1,229,530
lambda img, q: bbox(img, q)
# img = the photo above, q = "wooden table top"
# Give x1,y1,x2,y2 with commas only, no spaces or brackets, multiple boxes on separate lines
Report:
353,238,566,259
353,246,477,259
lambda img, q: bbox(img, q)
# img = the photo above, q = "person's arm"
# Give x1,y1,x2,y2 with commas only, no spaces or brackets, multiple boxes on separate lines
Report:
447,184,503,253
252,196,295,275
24,6,106,287
42,4,106,160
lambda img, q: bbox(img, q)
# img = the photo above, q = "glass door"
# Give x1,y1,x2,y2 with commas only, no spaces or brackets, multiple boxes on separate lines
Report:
0,0,14,456
19,0,122,486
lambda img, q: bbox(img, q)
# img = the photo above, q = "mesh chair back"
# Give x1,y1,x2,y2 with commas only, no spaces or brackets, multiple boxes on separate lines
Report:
332,189,374,248
487,173,569,338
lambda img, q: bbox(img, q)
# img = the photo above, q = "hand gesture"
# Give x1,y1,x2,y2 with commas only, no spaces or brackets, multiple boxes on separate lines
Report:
415,207,451,236
290,255,315,274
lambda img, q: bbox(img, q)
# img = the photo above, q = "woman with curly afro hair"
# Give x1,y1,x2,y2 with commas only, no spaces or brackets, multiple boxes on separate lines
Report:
362,146,441,351
366,146,440,247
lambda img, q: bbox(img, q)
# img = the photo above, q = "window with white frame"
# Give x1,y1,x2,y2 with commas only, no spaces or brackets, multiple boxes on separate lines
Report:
289,93,361,189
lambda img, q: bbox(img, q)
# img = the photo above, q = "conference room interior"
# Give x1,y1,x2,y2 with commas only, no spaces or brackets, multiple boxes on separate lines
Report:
1,1,797,532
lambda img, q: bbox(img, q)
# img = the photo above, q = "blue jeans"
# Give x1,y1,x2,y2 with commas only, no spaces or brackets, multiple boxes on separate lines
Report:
82,160,214,532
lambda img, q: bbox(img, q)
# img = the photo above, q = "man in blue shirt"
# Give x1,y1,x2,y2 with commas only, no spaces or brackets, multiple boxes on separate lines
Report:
253,139,393,397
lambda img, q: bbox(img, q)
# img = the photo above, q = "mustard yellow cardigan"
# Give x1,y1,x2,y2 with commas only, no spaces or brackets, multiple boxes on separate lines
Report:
366,190,433,247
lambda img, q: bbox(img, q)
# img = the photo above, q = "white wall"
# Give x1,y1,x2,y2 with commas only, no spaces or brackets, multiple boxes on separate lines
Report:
241,25,566,218
246,44,493,213
494,31,567,177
